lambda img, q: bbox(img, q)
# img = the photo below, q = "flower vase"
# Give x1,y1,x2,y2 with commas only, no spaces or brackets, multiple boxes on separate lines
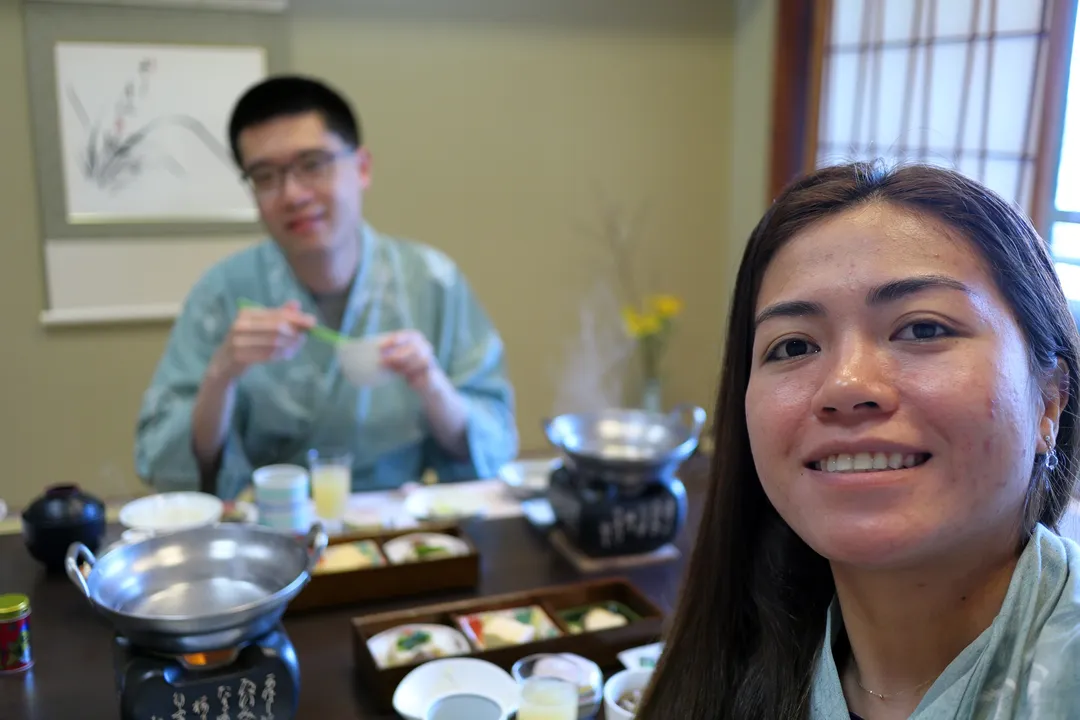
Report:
641,377,663,413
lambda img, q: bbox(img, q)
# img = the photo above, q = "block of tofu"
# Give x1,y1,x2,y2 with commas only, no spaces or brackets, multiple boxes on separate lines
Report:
583,607,629,632
313,540,385,575
483,615,536,648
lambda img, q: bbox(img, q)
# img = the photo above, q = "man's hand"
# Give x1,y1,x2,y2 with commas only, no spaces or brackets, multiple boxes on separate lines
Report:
378,330,441,392
380,331,470,458
210,300,317,381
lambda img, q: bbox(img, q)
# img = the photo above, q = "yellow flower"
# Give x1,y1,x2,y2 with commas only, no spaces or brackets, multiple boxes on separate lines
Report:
649,294,683,319
623,307,663,338
638,313,662,335
622,307,644,338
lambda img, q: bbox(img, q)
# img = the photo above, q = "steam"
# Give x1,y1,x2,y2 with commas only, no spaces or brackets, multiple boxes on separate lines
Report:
550,278,637,416
549,196,648,416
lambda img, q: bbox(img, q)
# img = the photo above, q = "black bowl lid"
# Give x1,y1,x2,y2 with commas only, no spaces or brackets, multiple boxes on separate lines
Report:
22,484,105,528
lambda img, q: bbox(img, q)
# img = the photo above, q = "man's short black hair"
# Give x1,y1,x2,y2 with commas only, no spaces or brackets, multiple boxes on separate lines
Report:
227,74,362,167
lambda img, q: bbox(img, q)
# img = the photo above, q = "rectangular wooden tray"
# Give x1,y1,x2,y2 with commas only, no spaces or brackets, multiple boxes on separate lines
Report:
350,577,664,712
287,523,480,613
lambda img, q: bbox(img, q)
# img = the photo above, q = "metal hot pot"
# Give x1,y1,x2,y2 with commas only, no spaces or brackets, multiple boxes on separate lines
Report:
65,523,327,654
543,404,708,487
542,405,706,556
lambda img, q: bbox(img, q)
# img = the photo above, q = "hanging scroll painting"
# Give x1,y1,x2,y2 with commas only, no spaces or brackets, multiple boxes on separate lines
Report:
54,41,266,224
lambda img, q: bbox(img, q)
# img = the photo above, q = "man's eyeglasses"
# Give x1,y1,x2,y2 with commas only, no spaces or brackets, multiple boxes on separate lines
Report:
242,148,355,197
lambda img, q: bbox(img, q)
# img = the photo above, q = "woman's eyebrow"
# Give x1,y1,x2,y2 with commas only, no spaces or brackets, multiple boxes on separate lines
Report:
866,274,971,305
754,300,825,329
753,274,971,330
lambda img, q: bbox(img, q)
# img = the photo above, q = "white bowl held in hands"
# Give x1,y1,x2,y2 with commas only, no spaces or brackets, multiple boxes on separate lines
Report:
337,333,397,388
392,657,519,720
603,668,654,719
118,492,224,534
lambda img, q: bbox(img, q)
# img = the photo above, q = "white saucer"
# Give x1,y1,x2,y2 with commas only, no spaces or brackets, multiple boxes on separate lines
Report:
403,484,488,522
119,492,224,533
497,458,559,499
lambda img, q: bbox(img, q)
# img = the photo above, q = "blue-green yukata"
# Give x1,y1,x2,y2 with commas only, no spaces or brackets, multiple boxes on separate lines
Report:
812,523,1080,719
135,223,518,499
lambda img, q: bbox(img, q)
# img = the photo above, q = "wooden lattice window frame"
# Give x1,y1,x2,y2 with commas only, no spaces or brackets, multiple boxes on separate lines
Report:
768,0,1077,239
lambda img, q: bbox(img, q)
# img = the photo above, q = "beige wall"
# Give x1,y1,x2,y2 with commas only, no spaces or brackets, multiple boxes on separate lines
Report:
0,0,777,509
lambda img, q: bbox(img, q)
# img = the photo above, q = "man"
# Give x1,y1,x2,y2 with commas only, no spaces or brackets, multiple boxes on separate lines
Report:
135,75,518,499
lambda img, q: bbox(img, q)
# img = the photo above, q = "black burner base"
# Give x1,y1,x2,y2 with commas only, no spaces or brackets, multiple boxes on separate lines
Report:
114,625,300,720
547,466,687,557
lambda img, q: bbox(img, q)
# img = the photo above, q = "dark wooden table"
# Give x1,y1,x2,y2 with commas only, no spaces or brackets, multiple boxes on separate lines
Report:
0,466,706,720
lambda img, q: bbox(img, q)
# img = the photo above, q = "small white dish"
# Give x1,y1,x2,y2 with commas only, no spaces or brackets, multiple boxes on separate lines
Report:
221,500,259,525
403,485,488,522
521,498,556,530
497,458,559,499
0,499,7,522
118,492,224,534
343,506,385,532
392,657,519,720
337,333,396,388
603,668,653,719
368,623,472,670
382,532,471,564
616,642,663,670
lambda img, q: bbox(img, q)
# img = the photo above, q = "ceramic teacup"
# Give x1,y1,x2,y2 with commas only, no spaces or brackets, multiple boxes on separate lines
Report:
253,464,311,533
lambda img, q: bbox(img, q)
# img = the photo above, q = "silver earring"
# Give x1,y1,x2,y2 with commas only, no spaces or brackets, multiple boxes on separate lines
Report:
1045,435,1059,471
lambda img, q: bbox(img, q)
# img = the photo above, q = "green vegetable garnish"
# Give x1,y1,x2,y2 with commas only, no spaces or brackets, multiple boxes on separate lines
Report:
397,630,432,651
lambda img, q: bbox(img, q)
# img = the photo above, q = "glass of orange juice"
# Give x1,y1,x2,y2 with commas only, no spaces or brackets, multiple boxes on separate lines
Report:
307,449,352,529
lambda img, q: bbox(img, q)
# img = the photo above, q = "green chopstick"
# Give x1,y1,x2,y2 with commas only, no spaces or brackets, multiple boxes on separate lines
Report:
237,297,348,346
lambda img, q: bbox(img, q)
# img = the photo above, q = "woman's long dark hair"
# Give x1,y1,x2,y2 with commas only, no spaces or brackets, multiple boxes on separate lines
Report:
636,162,1080,720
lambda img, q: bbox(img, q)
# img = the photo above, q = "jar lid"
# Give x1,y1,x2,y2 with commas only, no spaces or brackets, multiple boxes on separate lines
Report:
0,593,30,620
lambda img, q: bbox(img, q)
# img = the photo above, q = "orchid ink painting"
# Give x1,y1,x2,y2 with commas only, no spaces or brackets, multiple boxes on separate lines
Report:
54,42,266,223
64,56,234,196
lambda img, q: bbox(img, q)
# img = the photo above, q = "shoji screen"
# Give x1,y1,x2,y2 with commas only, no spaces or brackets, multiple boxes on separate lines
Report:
814,0,1052,213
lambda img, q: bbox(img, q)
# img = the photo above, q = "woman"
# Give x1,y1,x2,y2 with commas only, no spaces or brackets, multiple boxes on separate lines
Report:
638,162,1080,719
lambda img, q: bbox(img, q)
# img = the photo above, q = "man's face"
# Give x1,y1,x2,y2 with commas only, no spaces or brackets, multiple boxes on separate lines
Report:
237,111,371,256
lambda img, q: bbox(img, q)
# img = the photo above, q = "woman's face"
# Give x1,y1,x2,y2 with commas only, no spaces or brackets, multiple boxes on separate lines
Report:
745,202,1062,569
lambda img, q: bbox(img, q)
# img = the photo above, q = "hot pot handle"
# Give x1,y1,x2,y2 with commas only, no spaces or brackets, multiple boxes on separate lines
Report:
669,404,708,440
64,542,97,599
303,522,328,575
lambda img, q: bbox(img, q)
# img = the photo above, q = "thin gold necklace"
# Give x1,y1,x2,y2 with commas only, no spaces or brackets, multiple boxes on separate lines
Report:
855,673,935,701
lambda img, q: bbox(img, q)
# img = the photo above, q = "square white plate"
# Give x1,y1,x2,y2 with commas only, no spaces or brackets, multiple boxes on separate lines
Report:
616,641,663,670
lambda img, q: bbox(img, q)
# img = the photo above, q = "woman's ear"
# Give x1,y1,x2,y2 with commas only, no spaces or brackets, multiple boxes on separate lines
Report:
1039,356,1070,447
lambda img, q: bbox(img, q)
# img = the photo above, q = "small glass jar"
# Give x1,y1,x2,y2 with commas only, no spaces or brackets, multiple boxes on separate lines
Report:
0,593,33,674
